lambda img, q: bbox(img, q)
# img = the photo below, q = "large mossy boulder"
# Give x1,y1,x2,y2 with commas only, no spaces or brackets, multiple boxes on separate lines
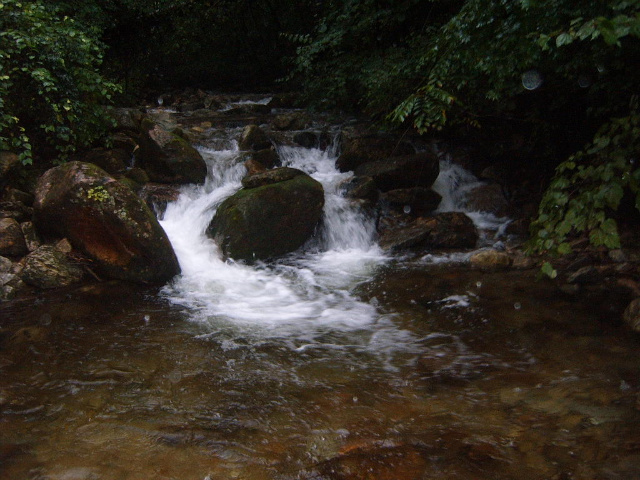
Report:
207,168,324,262
354,153,440,192
33,162,180,284
138,118,207,184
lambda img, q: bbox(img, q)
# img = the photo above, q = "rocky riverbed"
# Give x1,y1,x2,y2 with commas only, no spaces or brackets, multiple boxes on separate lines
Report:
1,92,640,479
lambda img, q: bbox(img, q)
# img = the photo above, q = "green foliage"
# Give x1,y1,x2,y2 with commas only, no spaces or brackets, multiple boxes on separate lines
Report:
528,109,640,258
285,0,452,114
0,0,119,164
389,0,640,132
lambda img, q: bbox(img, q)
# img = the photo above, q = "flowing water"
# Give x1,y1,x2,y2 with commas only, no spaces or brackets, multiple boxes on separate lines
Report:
1,110,640,480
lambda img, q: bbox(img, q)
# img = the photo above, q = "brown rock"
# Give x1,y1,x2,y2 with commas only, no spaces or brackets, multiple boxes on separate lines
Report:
20,245,84,289
469,249,512,271
33,162,180,283
354,153,440,192
0,218,28,257
238,125,272,151
379,212,478,252
336,132,415,172
623,298,640,333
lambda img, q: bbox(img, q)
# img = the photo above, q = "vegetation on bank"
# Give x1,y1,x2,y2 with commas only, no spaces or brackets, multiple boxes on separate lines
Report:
1,0,639,268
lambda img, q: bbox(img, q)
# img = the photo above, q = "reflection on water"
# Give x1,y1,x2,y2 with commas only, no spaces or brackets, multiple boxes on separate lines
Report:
1,267,639,480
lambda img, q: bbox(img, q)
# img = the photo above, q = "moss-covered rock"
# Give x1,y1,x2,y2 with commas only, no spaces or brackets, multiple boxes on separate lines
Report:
138,118,207,184
207,168,324,261
33,162,180,284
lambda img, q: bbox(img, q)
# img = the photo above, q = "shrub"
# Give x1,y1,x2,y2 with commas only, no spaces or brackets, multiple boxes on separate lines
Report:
0,0,119,164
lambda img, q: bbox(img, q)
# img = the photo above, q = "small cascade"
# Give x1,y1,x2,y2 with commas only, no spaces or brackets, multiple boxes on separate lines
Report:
433,155,512,244
159,133,389,346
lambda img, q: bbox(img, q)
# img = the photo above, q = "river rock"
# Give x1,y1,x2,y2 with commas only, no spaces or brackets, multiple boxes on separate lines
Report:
0,200,33,222
0,218,28,257
312,443,431,480
207,168,324,261
343,176,379,202
464,183,513,217
272,111,311,131
138,118,207,184
0,255,24,301
379,212,478,251
33,162,180,284
249,147,279,169
20,221,40,252
110,107,144,132
381,187,442,216
238,125,272,151
336,131,415,172
244,158,267,176
623,298,640,333
72,148,130,175
354,153,440,192
469,249,512,271
0,151,20,187
20,244,84,289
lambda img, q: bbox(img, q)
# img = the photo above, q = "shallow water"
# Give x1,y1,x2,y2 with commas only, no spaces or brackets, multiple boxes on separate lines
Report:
1,268,639,480
1,107,639,479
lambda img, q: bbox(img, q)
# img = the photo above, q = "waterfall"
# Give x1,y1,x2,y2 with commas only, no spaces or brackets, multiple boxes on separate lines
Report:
159,138,387,342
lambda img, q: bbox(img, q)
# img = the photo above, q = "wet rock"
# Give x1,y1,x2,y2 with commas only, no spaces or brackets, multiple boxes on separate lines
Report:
0,255,24,300
354,153,440,192
123,167,150,185
139,183,181,217
313,443,431,480
238,124,272,151
470,249,512,271
0,218,28,257
623,298,640,333
20,221,40,252
267,92,299,109
7,326,47,346
244,158,267,176
0,151,20,187
342,176,378,202
177,101,205,112
272,111,311,131
110,107,144,132
20,244,84,289
2,187,33,205
71,148,130,175
33,162,180,283
336,131,415,172
0,200,33,222
381,187,442,216
138,117,207,184
241,166,305,189
464,183,513,217
293,131,319,148
567,265,601,285
207,168,324,261
249,147,279,169
379,212,478,252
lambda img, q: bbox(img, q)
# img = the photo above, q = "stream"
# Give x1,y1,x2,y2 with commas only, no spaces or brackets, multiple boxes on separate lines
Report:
1,100,639,480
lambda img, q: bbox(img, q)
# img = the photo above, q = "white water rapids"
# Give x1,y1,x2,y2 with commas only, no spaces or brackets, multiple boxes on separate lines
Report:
159,133,509,349
160,139,390,344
